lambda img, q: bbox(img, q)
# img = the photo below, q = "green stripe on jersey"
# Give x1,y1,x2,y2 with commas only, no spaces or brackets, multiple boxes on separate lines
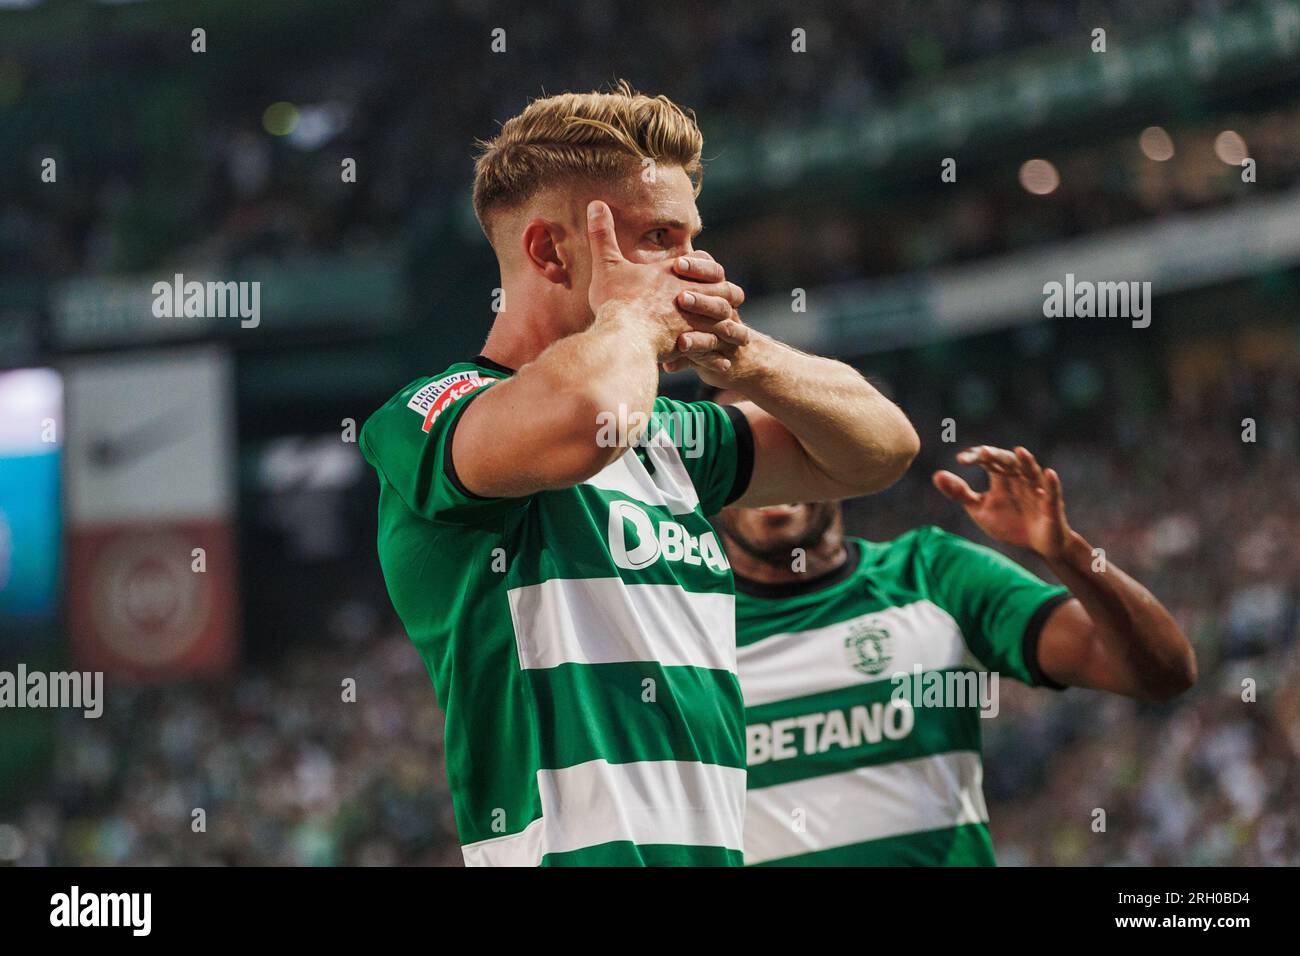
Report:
736,530,1066,866
527,662,745,769
752,823,994,867
543,841,744,867
361,361,748,865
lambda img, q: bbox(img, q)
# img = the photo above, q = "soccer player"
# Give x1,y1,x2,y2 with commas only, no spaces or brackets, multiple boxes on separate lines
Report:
358,85,919,866
709,400,1197,865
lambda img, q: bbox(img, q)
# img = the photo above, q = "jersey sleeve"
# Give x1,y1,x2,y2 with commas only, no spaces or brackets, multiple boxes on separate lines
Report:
917,526,1070,688
360,369,522,524
651,396,754,516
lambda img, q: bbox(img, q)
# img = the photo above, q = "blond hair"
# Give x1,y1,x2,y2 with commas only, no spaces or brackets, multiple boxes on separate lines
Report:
472,81,703,241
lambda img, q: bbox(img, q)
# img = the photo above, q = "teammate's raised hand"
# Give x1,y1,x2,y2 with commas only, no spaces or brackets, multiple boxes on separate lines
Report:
933,445,1074,560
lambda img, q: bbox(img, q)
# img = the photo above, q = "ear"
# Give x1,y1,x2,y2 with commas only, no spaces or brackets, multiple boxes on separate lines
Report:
521,218,569,286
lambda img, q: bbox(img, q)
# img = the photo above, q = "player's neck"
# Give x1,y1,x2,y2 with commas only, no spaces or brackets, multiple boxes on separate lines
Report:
479,322,551,371
479,279,580,370
726,529,849,587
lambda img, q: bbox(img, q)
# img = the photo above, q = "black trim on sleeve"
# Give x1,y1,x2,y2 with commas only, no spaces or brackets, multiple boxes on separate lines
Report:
472,354,515,376
442,386,494,501
722,403,755,507
1022,592,1071,691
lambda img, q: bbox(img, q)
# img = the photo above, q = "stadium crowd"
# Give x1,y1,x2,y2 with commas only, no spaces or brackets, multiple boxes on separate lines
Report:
9,630,461,866
1,0,1268,286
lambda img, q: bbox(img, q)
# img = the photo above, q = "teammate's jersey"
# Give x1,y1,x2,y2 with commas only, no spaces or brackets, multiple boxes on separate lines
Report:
360,356,754,866
735,530,1068,866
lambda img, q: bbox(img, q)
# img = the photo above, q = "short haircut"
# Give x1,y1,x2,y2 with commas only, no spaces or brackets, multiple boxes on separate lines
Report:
472,80,704,243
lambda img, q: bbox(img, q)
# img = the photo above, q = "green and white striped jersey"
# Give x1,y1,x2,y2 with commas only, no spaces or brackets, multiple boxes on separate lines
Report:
736,530,1068,866
361,356,754,866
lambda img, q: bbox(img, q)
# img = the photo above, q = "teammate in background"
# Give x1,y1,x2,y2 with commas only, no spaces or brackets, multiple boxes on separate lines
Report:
709,385,1196,865
359,84,919,866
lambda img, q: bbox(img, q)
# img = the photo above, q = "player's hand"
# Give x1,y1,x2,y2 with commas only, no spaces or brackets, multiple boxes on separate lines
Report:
932,446,1074,560
587,202,736,361
662,250,750,378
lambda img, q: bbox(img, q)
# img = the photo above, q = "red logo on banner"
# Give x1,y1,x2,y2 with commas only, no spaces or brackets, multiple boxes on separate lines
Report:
68,523,238,680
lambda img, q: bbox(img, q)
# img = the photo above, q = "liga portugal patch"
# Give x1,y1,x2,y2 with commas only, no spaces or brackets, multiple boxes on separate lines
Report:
407,371,496,432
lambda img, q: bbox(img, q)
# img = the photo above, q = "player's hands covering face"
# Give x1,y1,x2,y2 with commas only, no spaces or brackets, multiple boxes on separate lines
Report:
586,201,746,369
660,250,750,381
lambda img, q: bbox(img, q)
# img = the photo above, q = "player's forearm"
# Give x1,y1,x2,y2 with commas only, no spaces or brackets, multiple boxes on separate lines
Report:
509,301,668,479
534,302,663,406
731,333,919,494
1047,531,1197,700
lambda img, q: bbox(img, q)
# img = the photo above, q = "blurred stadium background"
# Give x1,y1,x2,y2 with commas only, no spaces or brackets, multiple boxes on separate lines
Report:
1,0,1298,866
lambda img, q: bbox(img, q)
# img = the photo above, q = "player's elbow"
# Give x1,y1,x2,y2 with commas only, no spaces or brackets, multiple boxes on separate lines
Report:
889,421,922,479
1166,647,1199,699
1143,644,1198,702
852,419,920,494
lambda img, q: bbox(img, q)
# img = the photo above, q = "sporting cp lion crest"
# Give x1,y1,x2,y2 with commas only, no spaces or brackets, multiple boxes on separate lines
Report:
844,622,892,676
